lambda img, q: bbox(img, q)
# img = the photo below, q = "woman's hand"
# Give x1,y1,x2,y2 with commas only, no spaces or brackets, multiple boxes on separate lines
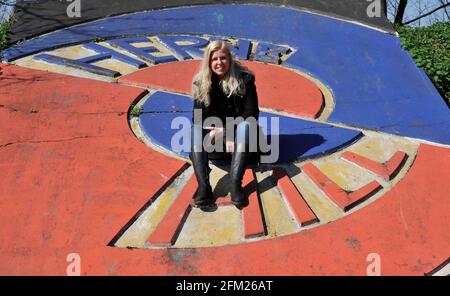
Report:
205,127,223,146
204,127,234,153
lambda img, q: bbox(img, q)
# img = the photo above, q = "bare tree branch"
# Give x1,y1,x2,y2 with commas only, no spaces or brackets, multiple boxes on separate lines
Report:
381,0,388,16
404,2,450,24
394,0,409,24
387,0,400,21
438,0,450,20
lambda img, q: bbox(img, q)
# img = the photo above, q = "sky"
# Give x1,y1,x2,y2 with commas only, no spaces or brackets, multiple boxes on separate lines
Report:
387,0,450,26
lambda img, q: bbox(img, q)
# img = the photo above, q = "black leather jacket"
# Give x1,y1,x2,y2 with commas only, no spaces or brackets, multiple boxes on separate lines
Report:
192,71,259,127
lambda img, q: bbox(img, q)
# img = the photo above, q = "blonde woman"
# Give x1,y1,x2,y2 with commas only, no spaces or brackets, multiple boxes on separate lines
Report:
190,40,259,208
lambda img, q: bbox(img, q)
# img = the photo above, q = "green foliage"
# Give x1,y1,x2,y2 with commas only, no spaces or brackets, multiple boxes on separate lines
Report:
130,105,142,117
0,20,10,53
397,22,450,104
93,37,106,43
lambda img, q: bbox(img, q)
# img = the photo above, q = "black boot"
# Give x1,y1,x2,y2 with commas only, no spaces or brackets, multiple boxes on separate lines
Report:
229,149,250,208
190,151,214,206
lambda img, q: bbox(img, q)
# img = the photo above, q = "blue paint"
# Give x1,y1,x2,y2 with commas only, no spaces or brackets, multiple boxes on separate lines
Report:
157,35,209,60
3,4,449,144
34,42,147,77
264,113,363,163
33,53,120,77
142,91,194,113
139,91,362,163
208,38,252,60
107,37,178,64
29,34,277,79
81,43,146,68
213,12,225,25
232,39,252,60
254,42,291,64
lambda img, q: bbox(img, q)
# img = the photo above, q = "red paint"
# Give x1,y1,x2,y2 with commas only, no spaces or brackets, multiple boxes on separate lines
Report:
275,168,319,226
341,151,408,180
1,64,449,276
302,163,383,211
215,197,234,206
119,60,325,118
147,174,196,246
0,64,186,274
242,169,266,239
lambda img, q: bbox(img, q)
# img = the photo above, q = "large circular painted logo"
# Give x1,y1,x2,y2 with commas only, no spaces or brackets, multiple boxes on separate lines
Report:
4,11,420,249
3,5,447,274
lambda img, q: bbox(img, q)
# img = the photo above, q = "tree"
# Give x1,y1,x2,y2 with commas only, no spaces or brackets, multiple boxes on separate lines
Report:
388,0,450,26
403,1,450,25
395,0,409,24
381,0,388,16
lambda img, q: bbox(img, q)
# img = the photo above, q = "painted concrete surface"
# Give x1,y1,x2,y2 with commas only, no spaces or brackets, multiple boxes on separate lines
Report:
0,2,449,276
3,60,422,252
104,143,449,274
0,64,184,274
0,62,448,274
138,90,362,163
1,58,449,276
2,4,448,145
122,60,327,119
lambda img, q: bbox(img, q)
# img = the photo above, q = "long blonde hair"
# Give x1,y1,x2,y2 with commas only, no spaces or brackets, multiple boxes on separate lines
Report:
192,40,251,107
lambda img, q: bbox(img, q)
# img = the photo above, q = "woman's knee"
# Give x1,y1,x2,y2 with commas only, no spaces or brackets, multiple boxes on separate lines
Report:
236,121,251,139
236,120,251,131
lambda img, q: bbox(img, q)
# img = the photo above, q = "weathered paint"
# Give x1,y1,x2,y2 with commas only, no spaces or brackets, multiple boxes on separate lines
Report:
314,157,381,191
0,64,448,274
286,164,343,223
138,90,362,162
121,60,326,119
175,205,242,248
302,163,383,211
147,173,197,246
341,151,408,181
242,169,266,239
254,170,298,237
1,2,449,276
115,166,193,248
274,168,319,226
2,4,448,144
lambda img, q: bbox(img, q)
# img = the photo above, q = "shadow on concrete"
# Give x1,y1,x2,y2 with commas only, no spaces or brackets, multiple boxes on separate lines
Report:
277,133,326,163
200,133,326,206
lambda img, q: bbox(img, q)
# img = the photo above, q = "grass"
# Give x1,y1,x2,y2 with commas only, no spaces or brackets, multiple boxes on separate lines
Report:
130,105,142,117
0,20,11,53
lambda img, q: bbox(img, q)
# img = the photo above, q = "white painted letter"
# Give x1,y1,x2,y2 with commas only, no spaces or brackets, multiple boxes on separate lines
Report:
367,0,381,18
67,0,81,18
66,253,81,276
171,116,191,153
366,253,381,276
259,116,279,164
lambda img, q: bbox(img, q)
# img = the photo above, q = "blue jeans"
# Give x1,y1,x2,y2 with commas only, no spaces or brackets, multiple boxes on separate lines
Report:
190,121,251,157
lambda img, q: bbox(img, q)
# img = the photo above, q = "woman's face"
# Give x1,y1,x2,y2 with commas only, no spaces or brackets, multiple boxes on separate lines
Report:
210,49,230,79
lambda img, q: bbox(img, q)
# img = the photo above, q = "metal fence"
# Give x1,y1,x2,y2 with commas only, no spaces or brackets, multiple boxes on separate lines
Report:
0,0,16,24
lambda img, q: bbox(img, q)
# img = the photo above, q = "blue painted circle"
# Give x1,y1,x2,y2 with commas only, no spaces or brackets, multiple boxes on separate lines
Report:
138,90,362,163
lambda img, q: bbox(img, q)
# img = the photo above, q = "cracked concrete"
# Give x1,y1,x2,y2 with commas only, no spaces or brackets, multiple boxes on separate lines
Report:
0,135,97,149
